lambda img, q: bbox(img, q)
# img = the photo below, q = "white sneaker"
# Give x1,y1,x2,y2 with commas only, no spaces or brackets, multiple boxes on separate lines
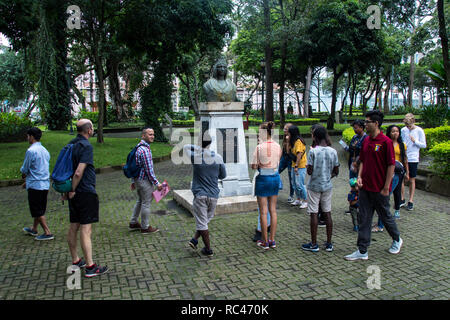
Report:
291,200,300,206
388,237,403,254
299,201,308,209
287,197,295,203
344,249,369,261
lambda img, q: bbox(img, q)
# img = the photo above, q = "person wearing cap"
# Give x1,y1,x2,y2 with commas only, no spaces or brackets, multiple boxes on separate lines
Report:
400,113,426,211
184,131,227,257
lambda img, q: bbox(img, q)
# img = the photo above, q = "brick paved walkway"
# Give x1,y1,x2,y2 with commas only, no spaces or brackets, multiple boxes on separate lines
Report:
0,138,449,300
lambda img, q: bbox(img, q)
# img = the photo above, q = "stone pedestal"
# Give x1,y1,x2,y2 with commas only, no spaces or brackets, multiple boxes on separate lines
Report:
173,101,257,215
173,190,257,216
198,102,253,197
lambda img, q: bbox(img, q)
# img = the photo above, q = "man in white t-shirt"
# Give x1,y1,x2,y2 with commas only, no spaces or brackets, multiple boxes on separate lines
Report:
400,113,426,211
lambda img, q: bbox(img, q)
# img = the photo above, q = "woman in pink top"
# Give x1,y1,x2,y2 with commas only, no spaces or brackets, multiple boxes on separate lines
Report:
251,121,282,250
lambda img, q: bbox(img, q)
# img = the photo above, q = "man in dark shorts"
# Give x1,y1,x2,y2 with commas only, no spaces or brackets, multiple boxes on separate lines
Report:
21,127,54,241
344,110,403,261
63,119,108,278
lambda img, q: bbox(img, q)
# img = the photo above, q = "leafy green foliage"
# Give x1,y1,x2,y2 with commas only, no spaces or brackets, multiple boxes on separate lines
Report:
0,112,33,142
342,127,355,144
139,66,172,142
423,125,450,151
420,104,449,128
0,46,27,105
429,140,450,180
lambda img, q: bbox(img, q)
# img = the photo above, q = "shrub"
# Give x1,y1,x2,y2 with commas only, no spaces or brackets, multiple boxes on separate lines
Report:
391,105,421,115
0,112,33,142
78,110,99,124
342,127,355,144
423,126,450,152
428,141,450,180
420,104,449,128
78,106,117,127
172,119,195,127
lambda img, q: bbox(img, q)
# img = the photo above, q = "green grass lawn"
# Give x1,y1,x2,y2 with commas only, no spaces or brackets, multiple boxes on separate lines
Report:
0,131,173,180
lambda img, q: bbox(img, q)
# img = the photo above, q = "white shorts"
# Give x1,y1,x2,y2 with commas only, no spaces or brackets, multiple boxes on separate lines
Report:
307,189,333,214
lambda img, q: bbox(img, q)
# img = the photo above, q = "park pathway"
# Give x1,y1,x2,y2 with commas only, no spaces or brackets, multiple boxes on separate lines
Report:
0,138,448,300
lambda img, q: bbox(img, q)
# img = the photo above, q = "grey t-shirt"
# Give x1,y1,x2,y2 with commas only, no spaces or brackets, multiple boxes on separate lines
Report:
307,146,339,192
183,144,227,198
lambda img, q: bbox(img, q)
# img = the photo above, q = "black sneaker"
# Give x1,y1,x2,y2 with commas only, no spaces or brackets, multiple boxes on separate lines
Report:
201,247,214,257
189,238,198,250
399,199,406,208
318,220,326,228
72,258,86,268
85,264,109,278
406,202,414,211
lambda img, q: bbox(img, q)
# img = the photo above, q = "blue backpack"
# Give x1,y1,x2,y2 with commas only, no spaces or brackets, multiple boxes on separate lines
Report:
51,143,75,193
123,144,142,178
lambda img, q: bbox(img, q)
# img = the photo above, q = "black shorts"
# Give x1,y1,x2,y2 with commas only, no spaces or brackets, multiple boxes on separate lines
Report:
68,192,99,225
28,189,48,218
408,162,418,178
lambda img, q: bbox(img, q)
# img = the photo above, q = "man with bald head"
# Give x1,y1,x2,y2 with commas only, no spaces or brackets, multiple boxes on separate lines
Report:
129,127,163,234
64,119,108,277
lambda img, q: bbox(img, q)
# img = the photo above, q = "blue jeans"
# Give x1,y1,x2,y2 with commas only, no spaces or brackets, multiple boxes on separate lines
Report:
291,167,307,200
377,173,400,229
278,154,294,198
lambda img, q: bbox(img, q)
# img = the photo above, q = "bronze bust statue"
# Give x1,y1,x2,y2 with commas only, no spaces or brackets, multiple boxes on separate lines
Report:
203,59,238,102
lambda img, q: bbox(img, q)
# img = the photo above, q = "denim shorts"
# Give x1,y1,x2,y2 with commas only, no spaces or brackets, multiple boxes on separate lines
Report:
255,173,281,197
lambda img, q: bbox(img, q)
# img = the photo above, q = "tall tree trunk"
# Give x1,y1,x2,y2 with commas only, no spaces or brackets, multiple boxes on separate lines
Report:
438,0,450,93
89,70,94,108
340,73,351,112
263,0,274,121
317,74,321,112
328,67,341,130
303,67,312,118
94,50,105,143
349,72,357,115
278,0,287,128
408,54,415,106
384,72,391,113
279,80,285,128
107,58,124,122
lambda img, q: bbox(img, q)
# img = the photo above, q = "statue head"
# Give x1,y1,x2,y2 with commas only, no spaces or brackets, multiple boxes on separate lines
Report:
211,58,228,80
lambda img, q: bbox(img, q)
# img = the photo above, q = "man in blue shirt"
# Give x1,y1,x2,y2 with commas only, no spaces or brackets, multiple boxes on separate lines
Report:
21,127,54,241
64,119,108,278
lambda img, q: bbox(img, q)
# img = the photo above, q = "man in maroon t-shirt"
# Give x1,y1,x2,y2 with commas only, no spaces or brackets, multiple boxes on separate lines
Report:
345,110,403,261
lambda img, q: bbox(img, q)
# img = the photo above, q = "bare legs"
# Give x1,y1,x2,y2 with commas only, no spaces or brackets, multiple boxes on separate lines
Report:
310,212,332,245
67,223,94,266
258,195,278,243
193,230,211,251
31,216,51,235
